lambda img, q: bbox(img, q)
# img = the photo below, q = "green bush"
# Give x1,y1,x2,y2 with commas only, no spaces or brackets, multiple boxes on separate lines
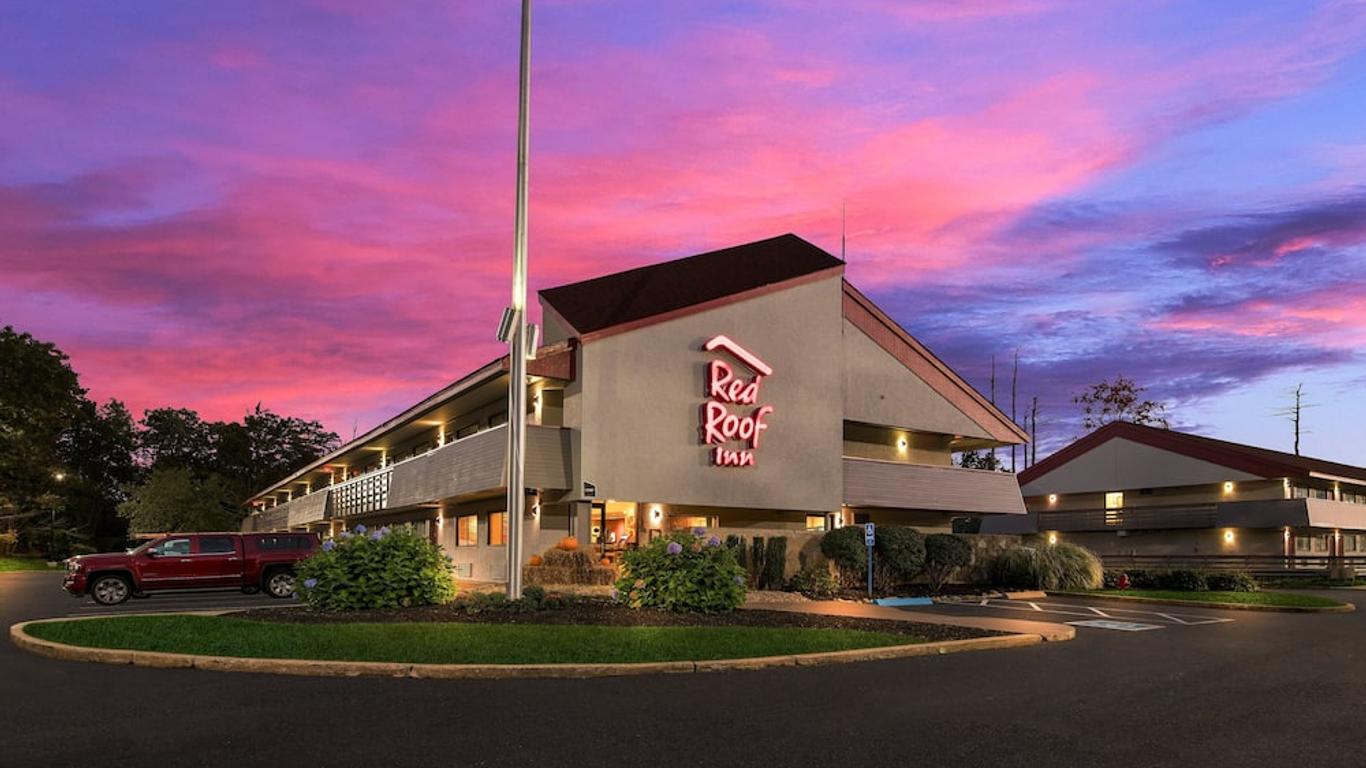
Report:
1157,568,1208,591
761,536,788,590
874,526,926,589
297,524,456,611
786,565,839,599
1205,571,1259,592
1102,569,1130,589
725,534,747,572
1034,543,1103,590
819,526,866,571
749,536,766,587
923,534,973,592
615,529,746,612
988,543,1102,591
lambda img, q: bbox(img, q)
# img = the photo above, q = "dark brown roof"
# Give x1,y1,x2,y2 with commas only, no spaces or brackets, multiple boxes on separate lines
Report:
539,234,844,337
1019,421,1366,486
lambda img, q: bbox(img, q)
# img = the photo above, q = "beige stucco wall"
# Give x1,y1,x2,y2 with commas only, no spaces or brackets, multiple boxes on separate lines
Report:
841,318,992,440
1026,479,1287,512
562,276,845,513
1020,437,1264,496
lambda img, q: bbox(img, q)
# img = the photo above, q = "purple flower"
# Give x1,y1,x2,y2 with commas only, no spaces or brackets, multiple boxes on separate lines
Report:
706,536,721,547
339,530,353,539
303,578,317,589
692,526,706,537
377,526,390,537
354,523,367,534
610,588,619,601
370,529,383,540
321,540,335,551
666,541,683,555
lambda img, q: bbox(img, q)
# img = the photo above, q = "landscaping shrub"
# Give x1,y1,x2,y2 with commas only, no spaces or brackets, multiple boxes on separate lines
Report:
761,536,788,590
1205,571,1259,592
615,528,746,612
1102,569,1130,589
1125,569,1161,589
0,531,19,557
1034,543,1103,590
988,543,1103,591
874,526,926,589
297,524,456,611
749,536,766,587
923,534,973,592
1157,568,1208,591
786,565,839,599
819,526,866,571
725,534,747,572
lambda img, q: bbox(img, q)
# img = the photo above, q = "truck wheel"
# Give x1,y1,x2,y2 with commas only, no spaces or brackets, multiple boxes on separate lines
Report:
265,569,296,598
91,574,132,606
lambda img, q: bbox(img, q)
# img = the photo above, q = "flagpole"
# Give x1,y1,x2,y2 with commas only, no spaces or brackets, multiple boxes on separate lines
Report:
505,0,532,599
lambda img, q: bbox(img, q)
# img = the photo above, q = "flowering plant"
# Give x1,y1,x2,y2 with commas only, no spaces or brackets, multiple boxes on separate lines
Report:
297,524,456,610
615,529,746,613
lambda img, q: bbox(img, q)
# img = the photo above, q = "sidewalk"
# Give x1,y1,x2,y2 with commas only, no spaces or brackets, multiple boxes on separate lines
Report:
743,598,1075,642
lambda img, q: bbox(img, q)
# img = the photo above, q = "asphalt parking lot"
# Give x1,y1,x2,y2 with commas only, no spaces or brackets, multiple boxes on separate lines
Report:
3,570,1362,768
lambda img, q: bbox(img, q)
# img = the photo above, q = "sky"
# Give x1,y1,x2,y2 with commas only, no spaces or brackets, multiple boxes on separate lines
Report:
2,0,1365,464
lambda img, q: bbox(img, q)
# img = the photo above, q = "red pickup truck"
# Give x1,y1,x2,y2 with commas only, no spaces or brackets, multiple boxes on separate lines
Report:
63,532,319,605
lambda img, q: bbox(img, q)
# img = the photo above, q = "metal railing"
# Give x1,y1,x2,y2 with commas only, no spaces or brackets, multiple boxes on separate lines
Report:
330,466,392,518
1100,554,1366,575
1038,503,1219,531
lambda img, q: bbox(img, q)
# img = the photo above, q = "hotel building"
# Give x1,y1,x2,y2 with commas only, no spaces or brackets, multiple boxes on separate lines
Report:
243,235,1028,581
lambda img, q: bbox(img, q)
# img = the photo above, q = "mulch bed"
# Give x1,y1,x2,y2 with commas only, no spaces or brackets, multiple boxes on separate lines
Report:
234,600,996,643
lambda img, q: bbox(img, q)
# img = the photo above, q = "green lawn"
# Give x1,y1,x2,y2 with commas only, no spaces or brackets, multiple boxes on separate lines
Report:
0,556,57,572
1075,589,1346,609
24,615,920,664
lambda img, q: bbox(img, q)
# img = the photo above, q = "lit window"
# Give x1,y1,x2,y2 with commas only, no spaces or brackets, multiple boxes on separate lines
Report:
488,512,508,547
456,515,478,547
805,515,827,532
1104,492,1124,527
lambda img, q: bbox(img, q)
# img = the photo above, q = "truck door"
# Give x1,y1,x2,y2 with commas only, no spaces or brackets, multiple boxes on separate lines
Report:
140,537,196,588
197,535,244,587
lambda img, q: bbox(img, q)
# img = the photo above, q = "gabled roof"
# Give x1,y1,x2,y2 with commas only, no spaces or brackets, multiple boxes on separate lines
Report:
539,233,844,339
841,281,1029,444
1018,421,1366,486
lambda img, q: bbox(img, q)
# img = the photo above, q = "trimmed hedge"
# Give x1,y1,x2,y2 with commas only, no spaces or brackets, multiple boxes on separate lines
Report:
1108,568,1259,593
819,525,924,590
923,534,973,592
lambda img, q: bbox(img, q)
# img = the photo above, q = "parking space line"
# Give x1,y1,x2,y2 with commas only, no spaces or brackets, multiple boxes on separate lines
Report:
931,598,1234,627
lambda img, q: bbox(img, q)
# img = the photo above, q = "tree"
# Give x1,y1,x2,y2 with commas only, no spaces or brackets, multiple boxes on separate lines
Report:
56,399,140,550
0,326,86,554
1073,375,1169,432
957,450,1006,471
136,407,215,471
117,467,243,533
1272,383,1314,456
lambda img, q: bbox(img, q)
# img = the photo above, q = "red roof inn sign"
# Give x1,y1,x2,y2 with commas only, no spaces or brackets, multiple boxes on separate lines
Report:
700,335,774,467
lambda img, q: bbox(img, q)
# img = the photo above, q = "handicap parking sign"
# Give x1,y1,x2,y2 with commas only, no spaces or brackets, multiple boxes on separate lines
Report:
864,522,875,546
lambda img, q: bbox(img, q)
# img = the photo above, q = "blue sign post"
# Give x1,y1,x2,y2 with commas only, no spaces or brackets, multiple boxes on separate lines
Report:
864,523,875,598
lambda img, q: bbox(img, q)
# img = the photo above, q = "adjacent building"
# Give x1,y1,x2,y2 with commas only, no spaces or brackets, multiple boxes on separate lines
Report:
243,234,1028,581
985,421,1366,565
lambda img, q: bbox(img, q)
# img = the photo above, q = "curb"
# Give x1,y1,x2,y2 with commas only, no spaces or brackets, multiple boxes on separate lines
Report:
1049,591,1355,613
9,617,1045,679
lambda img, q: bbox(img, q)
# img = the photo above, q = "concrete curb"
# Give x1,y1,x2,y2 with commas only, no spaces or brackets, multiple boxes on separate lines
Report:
1049,591,1355,613
9,616,1045,679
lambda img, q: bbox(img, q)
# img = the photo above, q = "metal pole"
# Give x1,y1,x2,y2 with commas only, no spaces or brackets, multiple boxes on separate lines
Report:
505,0,532,599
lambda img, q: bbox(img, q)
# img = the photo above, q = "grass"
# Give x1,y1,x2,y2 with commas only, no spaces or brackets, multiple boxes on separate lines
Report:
24,615,921,664
0,556,57,572
1075,589,1346,609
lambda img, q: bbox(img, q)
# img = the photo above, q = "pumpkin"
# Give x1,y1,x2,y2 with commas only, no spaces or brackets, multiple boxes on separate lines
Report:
528,554,544,567
600,557,612,566
555,536,580,551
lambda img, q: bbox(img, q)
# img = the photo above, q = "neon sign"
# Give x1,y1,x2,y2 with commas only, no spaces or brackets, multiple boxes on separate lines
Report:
700,335,774,467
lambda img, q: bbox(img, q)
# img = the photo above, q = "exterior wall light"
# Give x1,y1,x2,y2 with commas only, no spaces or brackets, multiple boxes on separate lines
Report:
896,436,908,452
1047,494,1058,505
1223,481,1234,494
1223,530,1236,544
1047,532,1058,545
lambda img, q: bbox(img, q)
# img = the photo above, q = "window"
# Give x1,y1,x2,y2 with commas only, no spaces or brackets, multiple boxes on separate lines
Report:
488,512,508,546
488,411,508,428
455,423,479,439
257,535,304,551
805,515,827,532
1104,492,1124,526
1312,535,1328,553
1295,536,1311,553
199,536,235,555
456,515,478,547
152,538,191,556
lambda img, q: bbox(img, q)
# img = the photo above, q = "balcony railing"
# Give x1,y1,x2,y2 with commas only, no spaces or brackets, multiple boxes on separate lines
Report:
330,466,393,518
1038,503,1218,532
1101,554,1366,576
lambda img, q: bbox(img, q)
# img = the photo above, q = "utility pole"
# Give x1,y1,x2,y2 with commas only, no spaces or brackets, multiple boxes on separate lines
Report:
1029,396,1039,468
502,0,533,599
1273,383,1314,456
1010,349,1018,473
989,355,997,468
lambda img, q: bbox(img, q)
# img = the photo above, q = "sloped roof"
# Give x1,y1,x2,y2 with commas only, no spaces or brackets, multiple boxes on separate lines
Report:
1018,421,1366,486
539,233,844,338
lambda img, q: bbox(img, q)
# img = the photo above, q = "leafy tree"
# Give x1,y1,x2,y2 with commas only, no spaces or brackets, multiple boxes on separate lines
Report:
136,407,215,471
0,326,85,553
56,400,140,550
238,404,338,492
956,449,1006,471
1073,375,1169,431
117,467,243,533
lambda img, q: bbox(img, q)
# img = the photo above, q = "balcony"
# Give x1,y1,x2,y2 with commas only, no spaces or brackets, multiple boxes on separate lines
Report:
842,458,1027,515
1037,504,1219,532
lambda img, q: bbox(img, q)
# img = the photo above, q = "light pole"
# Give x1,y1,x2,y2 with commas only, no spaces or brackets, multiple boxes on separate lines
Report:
51,471,65,559
502,0,533,599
